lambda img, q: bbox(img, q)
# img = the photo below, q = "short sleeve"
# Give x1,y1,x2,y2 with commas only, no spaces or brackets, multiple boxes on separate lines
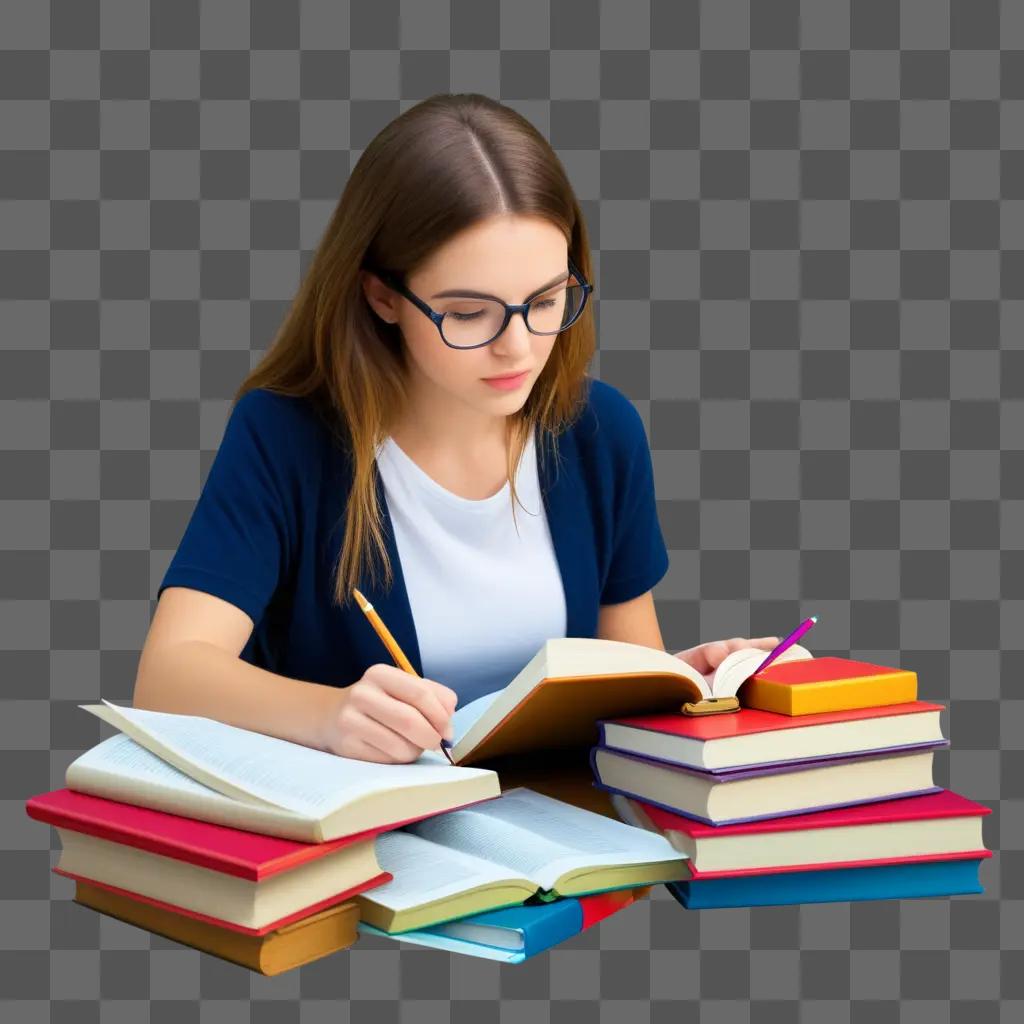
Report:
157,390,295,625
600,414,671,606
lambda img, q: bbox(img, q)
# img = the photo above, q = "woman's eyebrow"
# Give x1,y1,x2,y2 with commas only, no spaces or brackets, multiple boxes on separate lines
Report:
430,270,571,302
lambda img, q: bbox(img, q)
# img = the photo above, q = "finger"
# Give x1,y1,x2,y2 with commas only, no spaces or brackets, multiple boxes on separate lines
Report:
674,646,707,674
361,685,445,751
373,668,453,739
350,708,425,762
739,637,780,652
346,736,403,764
437,685,458,717
708,641,733,668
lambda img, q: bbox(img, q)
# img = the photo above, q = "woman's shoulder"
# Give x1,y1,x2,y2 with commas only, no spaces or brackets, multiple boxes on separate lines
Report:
231,387,333,446
573,375,650,459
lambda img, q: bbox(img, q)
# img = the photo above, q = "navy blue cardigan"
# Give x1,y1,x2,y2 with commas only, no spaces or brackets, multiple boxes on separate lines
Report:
157,376,670,690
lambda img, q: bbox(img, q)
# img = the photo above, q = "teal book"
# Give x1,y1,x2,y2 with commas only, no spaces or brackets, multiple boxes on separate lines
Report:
667,856,989,910
358,897,583,962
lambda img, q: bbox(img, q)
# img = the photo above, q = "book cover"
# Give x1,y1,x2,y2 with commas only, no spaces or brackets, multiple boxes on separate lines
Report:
579,885,646,928
597,701,946,772
640,788,991,841
602,700,943,742
739,656,917,716
73,881,360,975
591,740,948,785
357,899,581,962
26,787,398,882
55,867,386,937
357,887,645,962
666,855,990,910
590,744,947,826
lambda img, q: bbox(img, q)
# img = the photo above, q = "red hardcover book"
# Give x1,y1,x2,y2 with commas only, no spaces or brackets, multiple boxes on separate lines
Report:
607,700,943,741
631,789,991,879
641,788,990,839
26,788,404,935
26,788,427,881
578,886,647,930
53,868,380,937
598,701,945,772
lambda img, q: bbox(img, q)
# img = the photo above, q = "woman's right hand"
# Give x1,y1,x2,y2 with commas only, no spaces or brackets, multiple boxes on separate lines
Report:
319,664,458,763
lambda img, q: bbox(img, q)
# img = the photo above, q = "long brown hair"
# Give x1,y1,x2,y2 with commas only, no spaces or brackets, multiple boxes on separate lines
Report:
235,92,597,608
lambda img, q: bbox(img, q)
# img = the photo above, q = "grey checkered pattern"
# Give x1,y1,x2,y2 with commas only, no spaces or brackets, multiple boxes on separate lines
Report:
1,0,1019,1019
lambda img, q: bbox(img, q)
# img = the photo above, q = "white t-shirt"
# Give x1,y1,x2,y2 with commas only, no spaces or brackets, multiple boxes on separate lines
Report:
374,430,567,707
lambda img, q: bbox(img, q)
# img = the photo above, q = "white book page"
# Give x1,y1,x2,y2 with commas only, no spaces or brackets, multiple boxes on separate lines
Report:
82,700,486,819
364,830,528,911
712,642,814,698
451,690,503,746
69,733,242,805
405,787,680,891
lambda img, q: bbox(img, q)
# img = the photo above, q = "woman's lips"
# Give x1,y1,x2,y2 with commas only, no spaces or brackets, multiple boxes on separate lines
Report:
482,370,530,390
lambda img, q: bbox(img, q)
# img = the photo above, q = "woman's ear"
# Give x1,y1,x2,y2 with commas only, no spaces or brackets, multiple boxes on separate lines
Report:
360,270,400,324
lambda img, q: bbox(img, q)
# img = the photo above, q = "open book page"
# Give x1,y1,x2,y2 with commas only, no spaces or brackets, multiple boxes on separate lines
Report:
81,700,490,820
361,830,529,911
70,733,243,805
65,733,311,836
451,690,503,747
543,638,706,685
404,787,681,892
712,642,814,698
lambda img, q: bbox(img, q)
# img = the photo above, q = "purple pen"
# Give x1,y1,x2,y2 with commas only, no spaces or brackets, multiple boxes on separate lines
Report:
752,615,818,675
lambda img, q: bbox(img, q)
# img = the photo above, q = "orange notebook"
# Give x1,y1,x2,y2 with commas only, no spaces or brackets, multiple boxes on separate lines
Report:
739,656,917,716
74,880,359,975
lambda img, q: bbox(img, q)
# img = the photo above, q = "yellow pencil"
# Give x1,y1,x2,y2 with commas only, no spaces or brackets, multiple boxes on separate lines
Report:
352,588,456,765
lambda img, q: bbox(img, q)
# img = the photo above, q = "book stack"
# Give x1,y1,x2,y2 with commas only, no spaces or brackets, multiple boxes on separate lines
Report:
590,654,992,909
26,698,686,971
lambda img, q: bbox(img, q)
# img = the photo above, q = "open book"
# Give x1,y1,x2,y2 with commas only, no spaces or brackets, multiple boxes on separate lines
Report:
69,700,501,843
448,637,814,765
353,787,688,933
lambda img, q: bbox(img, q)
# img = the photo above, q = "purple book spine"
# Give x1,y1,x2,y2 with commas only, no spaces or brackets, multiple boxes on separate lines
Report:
597,738,950,776
589,779,944,828
592,740,949,783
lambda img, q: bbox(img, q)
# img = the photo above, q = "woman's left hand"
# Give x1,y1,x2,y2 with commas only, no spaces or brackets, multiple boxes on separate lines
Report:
673,636,781,675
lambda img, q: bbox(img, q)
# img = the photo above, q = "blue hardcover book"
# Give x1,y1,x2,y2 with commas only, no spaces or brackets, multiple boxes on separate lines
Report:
667,856,987,910
357,897,583,962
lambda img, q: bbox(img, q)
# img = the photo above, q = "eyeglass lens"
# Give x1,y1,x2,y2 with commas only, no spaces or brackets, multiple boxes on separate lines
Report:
438,276,587,348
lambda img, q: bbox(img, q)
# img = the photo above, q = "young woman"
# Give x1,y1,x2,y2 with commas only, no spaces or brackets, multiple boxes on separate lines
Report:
133,93,778,764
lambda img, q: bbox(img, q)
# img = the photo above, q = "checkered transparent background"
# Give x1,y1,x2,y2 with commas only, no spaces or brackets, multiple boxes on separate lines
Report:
1,1,1021,1020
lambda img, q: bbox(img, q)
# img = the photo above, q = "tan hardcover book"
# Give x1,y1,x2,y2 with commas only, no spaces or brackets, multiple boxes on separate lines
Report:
448,637,814,765
74,880,359,975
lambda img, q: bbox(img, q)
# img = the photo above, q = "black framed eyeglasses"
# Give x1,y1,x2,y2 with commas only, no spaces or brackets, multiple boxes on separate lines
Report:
365,255,594,349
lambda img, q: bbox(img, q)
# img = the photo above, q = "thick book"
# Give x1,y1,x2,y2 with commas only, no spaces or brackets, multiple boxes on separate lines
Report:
590,742,947,826
609,790,991,876
447,637,814,765
597,701,945,772
358,886,644,962
74,881,359,975
666,855,990,910
68,701,500,842
740,656,917,716
354,787,687,933
27,787,390,933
